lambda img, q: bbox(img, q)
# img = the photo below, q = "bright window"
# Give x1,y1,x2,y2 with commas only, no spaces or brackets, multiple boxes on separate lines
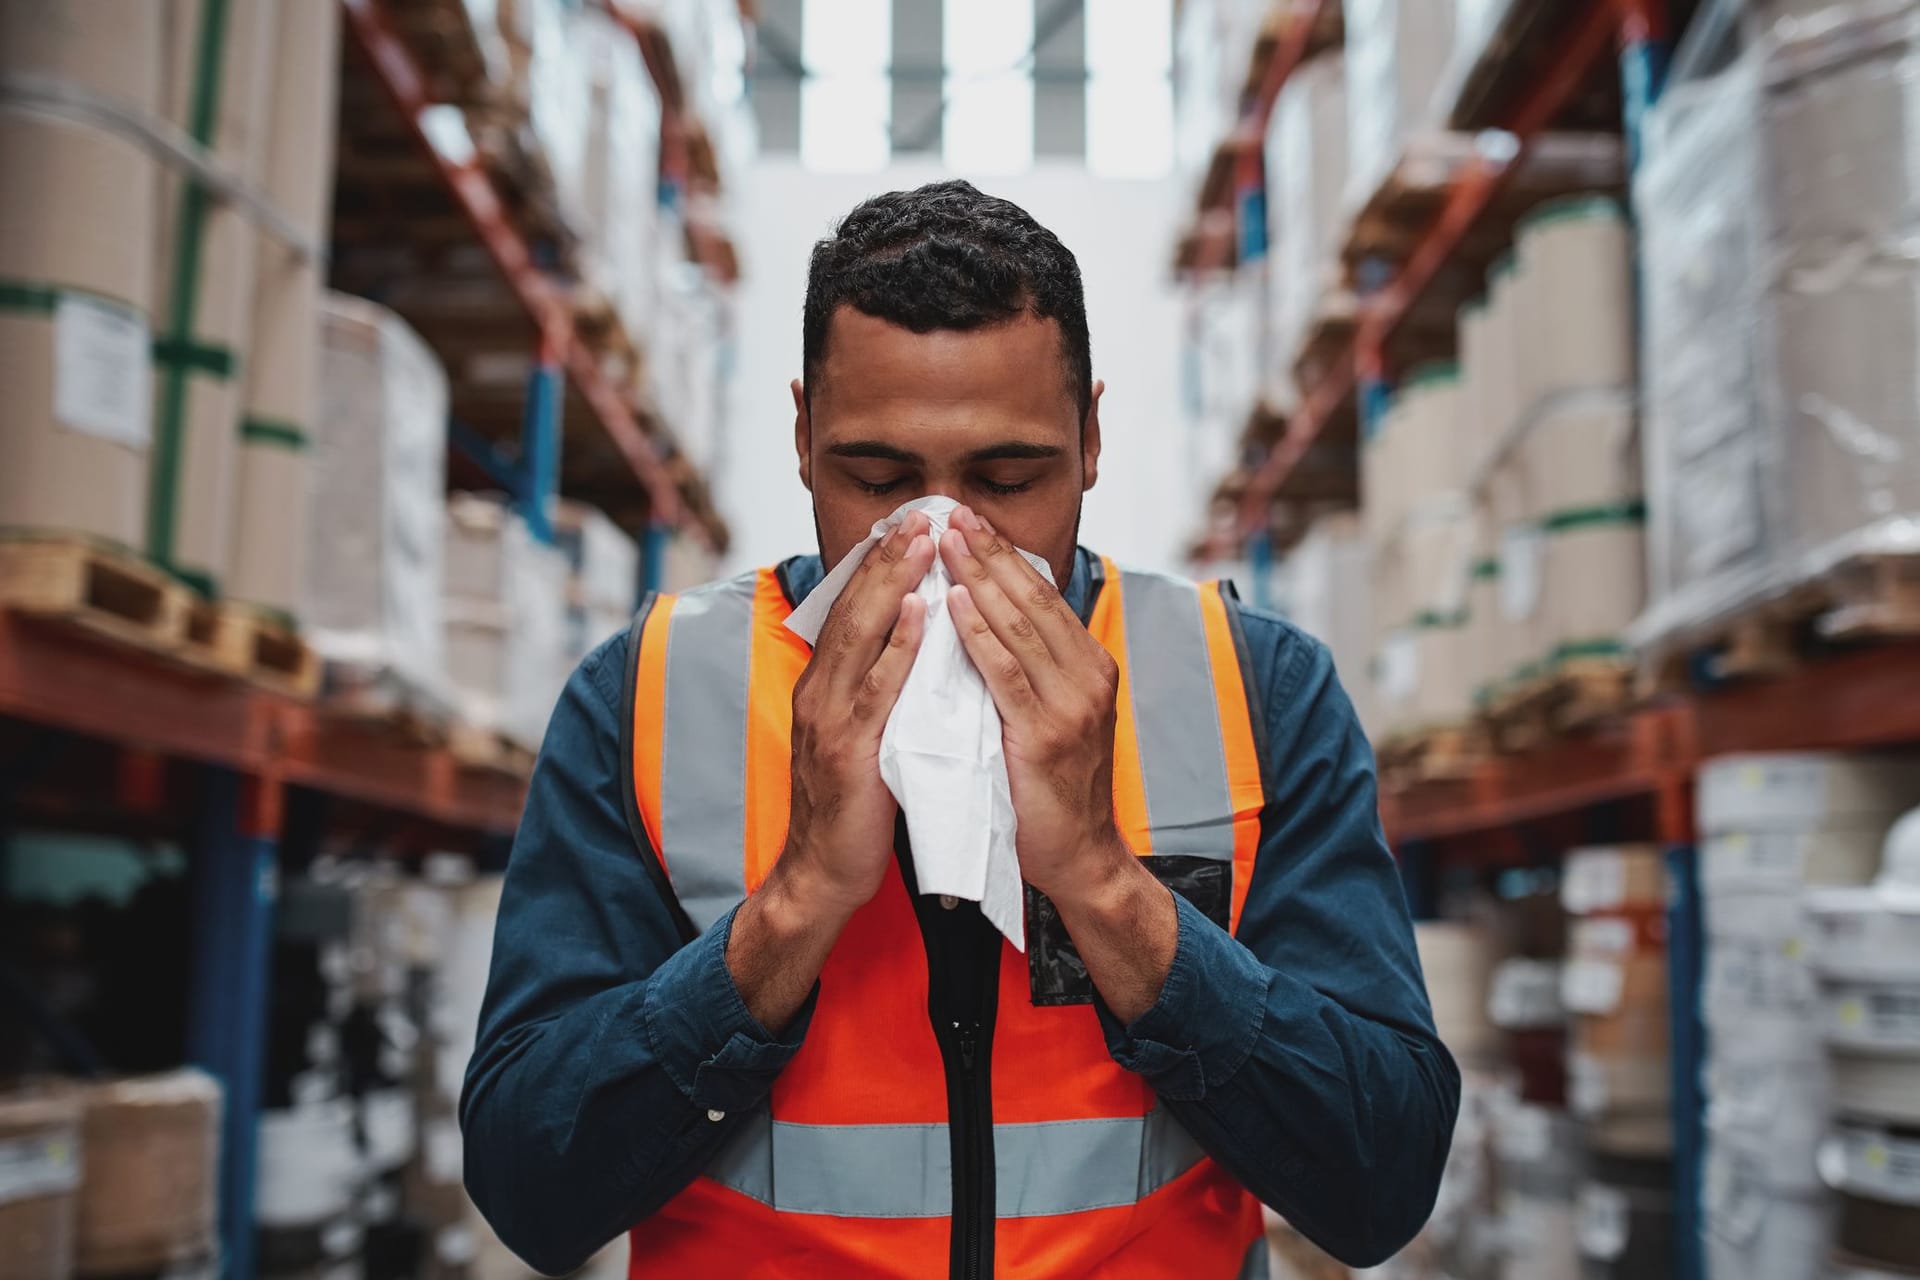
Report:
800,0,891,171
1086,0,1173,178
943,0,1034,175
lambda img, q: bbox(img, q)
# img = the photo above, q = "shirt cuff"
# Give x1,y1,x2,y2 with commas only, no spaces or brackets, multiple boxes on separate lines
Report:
642,904,815,1116
1098,891,1270,1102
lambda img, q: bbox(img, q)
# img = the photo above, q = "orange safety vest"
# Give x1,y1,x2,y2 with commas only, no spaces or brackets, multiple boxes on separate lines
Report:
622,557,1271,1279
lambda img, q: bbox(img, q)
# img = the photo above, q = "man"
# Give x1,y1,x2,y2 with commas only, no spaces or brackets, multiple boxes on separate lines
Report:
462,180,1458,1279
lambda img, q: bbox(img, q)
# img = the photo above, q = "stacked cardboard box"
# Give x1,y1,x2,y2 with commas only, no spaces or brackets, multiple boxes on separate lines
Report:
1807,788,1920,1275
1363,367,1475,742
306,293,451,717
1282,513,1375,737
0,0,162,551
0,1090,82,1280
231,0,340,616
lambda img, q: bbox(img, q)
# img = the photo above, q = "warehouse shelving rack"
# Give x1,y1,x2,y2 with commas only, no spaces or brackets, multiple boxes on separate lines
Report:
0,5,744,1273
1176,5,1920,1277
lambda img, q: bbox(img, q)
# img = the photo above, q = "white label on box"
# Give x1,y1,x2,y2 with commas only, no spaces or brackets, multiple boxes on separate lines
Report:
1822,1128,1920,1206
1563,959,1626,1014
1564,849,1628,914
1500,524,1545,621
1572,917,1636,957
1569,1053,1609,1116
1578,1184,1631,1260
54,293,151,447
0,1133,80,1205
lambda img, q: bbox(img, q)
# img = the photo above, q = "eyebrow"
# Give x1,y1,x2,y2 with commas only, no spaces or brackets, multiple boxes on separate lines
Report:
826,440,1065,464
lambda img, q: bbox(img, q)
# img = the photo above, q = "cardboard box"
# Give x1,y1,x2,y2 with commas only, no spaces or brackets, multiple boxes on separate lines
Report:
0,0,160,550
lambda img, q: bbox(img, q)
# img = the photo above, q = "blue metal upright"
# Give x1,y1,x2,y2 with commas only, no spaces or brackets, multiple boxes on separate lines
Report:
186,768,280,1280
1665,842,1707,1280
521,349,564,545
642,523,673,595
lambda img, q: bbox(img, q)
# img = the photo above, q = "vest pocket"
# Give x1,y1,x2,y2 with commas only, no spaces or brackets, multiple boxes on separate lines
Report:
1024,856,1231,1006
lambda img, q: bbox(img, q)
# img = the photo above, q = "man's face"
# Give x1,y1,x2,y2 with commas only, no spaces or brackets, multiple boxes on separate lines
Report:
794,307,1104,590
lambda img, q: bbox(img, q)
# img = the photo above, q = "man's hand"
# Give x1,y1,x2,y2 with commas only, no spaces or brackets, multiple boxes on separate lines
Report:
729,513,934,1032
938,507,1178,1022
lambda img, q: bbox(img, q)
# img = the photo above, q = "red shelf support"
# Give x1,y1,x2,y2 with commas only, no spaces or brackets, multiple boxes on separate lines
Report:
1236,0,1629,538
339,0,709,550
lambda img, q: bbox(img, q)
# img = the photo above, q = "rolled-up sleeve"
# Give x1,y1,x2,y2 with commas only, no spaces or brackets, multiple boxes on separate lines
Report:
1098,617,1461,1267
460,633,810,1276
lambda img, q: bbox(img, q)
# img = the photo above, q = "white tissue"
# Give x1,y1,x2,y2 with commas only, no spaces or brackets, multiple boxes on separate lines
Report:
785,496,1051,950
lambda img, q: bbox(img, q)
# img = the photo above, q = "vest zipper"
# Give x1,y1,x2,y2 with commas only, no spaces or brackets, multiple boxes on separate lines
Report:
943,1018,991,1280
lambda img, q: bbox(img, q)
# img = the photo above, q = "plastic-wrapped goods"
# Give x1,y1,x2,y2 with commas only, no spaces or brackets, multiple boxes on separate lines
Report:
1174,0,1272,184
1636,20,1920,659
1285,514,1374,737
74,1071,221,1276
1764,19,1920,556
306,294,450,709
1562,845,1671,1157
522,0,590,231
572,5,661,347
649,261,733,474
443,496,572,751
1494,1101,1582,1280
0,0,160,550
1510,199,1635,428
1343,0,1459,216
256,1099,361,1277
0,1090,81,1280
1441,0,1514,122
231,0,341,614
1706,1152,1836,1280
551,499,639,616
145,0,279,594
1808,803,1920,1126
1576,1154,1674,1280
1265,56,1348,384
1486,456,1543,693
1481,255,1522,463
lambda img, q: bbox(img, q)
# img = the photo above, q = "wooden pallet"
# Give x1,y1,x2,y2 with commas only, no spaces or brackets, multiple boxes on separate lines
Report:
182,601,322,700
450,722,537,779
1483,658,1637,753
1377,722,1488,786
1646,551,1920,692
318,665,454,746
0,536,191,654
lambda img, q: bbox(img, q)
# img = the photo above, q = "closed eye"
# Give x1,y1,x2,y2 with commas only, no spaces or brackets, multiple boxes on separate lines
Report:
977,477,1033,496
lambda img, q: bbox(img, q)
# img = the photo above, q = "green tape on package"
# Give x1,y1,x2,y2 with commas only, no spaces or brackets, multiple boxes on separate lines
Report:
1542,500,1647,535
151,335,236,379
239,418,309,452
1551,638,1632,667
147,0,232,578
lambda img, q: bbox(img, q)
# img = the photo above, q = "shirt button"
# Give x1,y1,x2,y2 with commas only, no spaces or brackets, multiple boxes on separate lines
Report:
939,895,959,910
706,1109,726,1123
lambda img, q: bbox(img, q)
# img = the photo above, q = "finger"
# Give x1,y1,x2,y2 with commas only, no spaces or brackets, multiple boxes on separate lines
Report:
948,506,1084,654
820,529,935,695
947,584,1039,717
850,593,927,725
939,527,1069,700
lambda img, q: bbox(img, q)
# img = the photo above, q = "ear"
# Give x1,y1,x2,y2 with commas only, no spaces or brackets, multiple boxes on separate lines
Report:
1080,379,1105,493
792,378,813,492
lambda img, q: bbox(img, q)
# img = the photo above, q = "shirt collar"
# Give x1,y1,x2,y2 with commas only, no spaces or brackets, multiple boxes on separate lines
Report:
778,546,1100,625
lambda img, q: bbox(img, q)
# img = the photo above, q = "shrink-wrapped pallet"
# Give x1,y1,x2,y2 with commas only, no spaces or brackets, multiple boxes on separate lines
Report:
1264,56,1348,384
305,294,450,709
146,0,279,594
1343,0,1458,216
1511,197,1634,413
1635,20,1920,660
0,0,160,549
552,498,640,665
231,0,340,614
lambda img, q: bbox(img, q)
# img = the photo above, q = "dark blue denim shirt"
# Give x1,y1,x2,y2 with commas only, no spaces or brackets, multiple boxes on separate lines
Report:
461,548,1459,1274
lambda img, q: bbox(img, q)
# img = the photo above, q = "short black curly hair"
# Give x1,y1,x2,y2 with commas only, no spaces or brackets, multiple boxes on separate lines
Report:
803,180,1092,424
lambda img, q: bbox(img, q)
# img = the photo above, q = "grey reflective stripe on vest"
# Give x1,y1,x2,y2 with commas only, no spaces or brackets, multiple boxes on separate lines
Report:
659,573,757,930
705,1105,1206,1219
1117,568,1236,858
1238,1234,1272,1279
